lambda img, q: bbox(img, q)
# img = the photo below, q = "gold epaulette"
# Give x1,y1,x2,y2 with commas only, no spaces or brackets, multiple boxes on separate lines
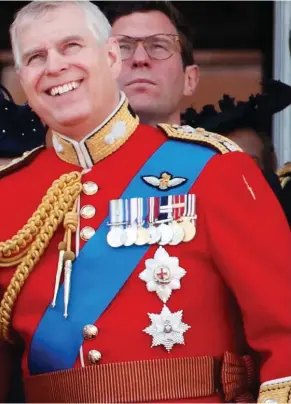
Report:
157,124,243,154
277,162,291,189
258,378,291,403
0,145,45,179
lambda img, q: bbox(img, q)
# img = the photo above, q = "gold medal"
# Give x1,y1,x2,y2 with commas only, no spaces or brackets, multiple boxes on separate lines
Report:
135,226,149,245
179,217,196,242
178,194,197,242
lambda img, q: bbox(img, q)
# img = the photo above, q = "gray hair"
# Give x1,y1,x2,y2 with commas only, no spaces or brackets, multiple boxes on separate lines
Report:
10,0,112,69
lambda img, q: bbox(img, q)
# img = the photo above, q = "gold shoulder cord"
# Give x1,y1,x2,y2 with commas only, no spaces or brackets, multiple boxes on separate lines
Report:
0,171,83,342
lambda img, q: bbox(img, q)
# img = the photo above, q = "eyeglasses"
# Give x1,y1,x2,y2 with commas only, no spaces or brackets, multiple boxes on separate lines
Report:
116,34,181,61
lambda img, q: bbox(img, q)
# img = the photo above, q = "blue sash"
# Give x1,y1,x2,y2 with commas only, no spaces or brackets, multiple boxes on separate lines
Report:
29,140,216,374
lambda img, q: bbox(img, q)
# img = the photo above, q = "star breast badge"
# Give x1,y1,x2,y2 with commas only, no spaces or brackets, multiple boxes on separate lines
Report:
142,172,187,190
139,246,186,303
143,305,191,352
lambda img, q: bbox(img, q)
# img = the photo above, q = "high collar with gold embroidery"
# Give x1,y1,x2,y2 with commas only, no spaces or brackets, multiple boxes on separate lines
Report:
52,92,139,168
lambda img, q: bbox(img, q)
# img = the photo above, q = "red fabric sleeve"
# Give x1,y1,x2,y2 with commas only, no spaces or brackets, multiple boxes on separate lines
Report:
203,151,291,382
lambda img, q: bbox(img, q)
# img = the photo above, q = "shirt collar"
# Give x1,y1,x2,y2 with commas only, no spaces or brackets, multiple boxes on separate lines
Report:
52,92,139,168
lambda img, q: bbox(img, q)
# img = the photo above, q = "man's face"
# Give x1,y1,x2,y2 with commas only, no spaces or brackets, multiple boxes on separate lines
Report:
17,4,121,136
112,11,199,123
228,129,264,169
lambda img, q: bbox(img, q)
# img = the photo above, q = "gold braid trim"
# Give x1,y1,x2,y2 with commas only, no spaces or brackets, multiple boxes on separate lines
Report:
258,379,291,403
277,162,291,178
277,163,291,189
0,172,81,262
281,176,291,189
0,171,83,342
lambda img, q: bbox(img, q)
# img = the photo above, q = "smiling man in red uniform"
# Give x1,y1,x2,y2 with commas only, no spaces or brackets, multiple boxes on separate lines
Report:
0,1,290,403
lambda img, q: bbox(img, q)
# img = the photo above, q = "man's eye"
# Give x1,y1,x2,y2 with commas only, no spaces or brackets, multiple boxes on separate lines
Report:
152,42,167,50
119,43,132,50
67,42,80,48
27,54,42,65
64,42,81,54
65,42,81,50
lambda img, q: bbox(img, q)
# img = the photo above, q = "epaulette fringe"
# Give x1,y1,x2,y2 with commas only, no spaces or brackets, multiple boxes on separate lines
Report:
0,145,45,179
157,124,242,154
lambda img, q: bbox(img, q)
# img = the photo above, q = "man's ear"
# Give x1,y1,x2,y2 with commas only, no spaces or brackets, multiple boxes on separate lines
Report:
106,36,122,79
183,64,199,97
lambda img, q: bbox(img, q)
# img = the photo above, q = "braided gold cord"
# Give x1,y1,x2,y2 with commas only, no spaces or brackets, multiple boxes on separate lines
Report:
0,171,83,342
0,248,29,266
0,172,81,261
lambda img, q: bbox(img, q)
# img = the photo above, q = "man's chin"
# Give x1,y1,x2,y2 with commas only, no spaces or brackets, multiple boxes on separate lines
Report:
55,110,90,125
46,113,90,134
130,95,157,111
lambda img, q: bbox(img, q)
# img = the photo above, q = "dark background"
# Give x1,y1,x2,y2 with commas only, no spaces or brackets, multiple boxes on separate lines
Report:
0,1,273,78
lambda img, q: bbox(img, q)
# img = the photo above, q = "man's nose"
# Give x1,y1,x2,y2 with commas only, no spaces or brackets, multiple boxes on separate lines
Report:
131,43,151,67
45,49,69,76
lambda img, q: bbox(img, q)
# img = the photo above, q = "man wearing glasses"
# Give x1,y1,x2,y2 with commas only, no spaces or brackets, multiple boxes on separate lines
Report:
105,2,199,126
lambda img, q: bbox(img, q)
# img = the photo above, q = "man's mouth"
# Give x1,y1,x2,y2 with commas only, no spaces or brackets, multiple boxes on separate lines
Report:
46,80,82,96
126,79,155,86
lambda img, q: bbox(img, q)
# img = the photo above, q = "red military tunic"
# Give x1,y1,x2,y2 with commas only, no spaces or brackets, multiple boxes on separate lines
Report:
0,100,290,403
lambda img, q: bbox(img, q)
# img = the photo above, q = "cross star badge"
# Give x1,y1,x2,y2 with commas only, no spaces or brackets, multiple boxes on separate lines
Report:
139,246,186,303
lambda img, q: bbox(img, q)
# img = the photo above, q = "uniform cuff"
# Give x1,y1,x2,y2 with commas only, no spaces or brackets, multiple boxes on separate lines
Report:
258,377,291,403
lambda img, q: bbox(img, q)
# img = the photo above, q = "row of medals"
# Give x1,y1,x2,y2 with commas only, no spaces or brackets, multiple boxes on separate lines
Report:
107,194,197,248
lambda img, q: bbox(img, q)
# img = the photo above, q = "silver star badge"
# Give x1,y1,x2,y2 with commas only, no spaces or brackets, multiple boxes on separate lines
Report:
139,246,186,303
143,305,191,352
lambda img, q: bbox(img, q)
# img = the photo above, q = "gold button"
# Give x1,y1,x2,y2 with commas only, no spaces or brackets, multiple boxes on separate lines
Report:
83,324,98,339
88,349,102,364
83,181,98,195
80,226,95,241
80,205,96,219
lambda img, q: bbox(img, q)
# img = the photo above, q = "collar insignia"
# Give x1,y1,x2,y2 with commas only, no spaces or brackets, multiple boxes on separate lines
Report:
142,171,187,190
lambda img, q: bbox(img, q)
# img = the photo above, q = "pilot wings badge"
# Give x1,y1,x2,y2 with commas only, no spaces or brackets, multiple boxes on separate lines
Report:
142,172,187,190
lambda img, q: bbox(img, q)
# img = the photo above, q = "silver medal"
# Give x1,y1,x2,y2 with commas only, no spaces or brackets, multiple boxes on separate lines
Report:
107,199,127,247
148,225,161,244
169,195,185,245
158,195,174,245
123,199,137,246
135,197,149,245
124,225,137,246
158,222,174,245
147,197,161,244
107,227,127,247
169,221,185,245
